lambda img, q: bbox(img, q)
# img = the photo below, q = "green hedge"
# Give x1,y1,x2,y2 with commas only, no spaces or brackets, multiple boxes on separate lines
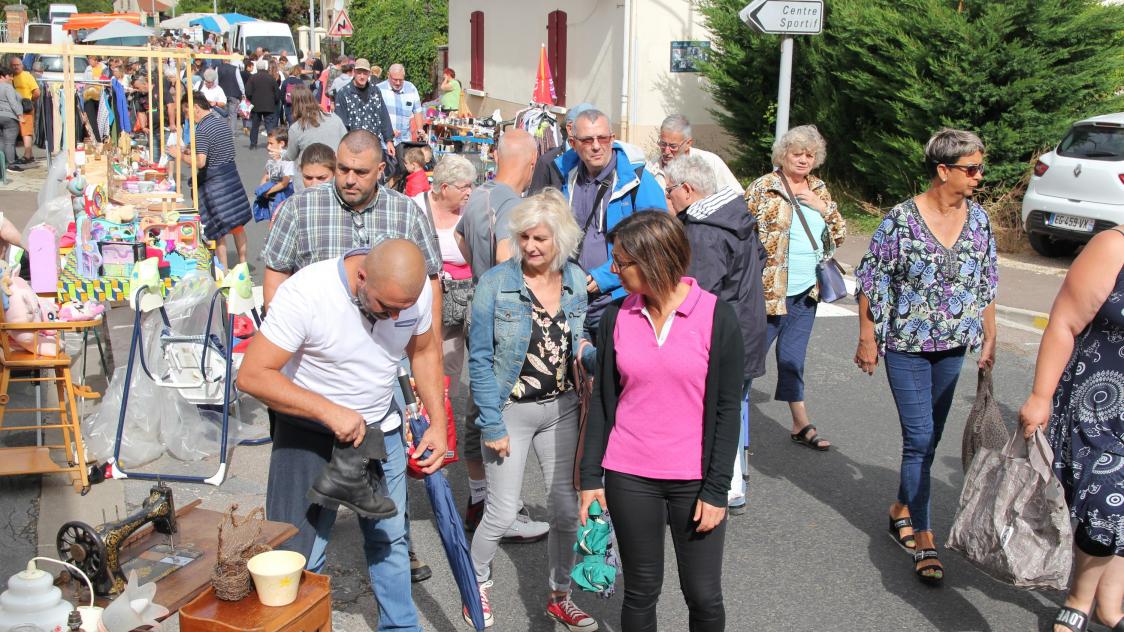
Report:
699,0,1124,203
348,0,448,98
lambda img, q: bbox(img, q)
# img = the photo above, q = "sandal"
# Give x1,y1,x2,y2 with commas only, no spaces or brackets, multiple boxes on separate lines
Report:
913,548,944,585
1053,606,1088,632
791,424,830,451
888,513,916,552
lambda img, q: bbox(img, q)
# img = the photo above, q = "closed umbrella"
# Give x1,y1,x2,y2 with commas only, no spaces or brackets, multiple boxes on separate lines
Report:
81,19,154,42
398,368,486,631
571,500,619,597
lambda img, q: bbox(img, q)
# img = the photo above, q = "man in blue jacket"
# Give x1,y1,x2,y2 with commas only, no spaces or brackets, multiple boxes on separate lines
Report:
556,109,666,337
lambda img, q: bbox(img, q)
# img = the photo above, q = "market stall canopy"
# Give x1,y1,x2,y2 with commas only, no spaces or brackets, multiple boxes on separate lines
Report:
160,12,209,30
62,13,142,32
114,0,178,13
189,13,256,34
82,20,155,42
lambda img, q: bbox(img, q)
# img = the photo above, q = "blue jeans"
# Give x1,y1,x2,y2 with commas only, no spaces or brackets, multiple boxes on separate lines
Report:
884,347,967,532
765,288,817,402
307,426,418,631
729,379,752,506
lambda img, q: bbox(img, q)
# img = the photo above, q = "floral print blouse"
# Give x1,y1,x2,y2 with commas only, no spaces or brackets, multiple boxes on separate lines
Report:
510,295,573,401
854,198,998,354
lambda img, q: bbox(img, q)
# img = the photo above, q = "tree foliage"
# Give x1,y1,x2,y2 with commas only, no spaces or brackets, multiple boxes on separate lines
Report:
699,0,1124,201
347,0,448,98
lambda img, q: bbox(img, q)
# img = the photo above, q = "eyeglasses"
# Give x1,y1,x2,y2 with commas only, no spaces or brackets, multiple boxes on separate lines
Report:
448,182,473,192
664,182,683,195
572,134,614,147
944,163,985,177
657,140,686,151
612,257,636,272
350,212,369,246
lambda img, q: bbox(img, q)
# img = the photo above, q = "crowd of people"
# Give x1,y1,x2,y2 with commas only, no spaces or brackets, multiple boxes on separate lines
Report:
39,39,1114,629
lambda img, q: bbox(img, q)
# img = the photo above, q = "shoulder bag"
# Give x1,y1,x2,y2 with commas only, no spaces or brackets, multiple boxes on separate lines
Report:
778,171,848,303
425,192,476,329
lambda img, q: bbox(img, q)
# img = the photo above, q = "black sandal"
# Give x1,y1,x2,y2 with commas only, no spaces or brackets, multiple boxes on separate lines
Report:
913,548,944,585
888,514,916,552
1053,606,1089,632
791,424,829,451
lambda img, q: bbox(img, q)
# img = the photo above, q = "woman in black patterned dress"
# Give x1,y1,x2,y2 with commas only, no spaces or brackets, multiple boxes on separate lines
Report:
1020,226,1124,632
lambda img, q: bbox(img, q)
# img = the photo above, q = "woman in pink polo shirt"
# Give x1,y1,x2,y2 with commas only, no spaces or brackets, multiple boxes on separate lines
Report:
578,211,744,632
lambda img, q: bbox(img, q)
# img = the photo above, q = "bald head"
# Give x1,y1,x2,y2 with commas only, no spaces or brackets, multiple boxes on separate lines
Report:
496,129,538,191
364,239,427,297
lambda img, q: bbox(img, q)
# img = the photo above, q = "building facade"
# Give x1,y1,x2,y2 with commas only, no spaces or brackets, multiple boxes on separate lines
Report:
447,0,734,159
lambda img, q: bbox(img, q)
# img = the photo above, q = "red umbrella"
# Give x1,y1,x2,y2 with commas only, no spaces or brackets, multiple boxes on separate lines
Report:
532,43,556,105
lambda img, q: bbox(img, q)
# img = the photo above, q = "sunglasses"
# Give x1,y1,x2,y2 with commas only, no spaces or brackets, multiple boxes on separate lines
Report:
944,163,985,177
572,134,613,147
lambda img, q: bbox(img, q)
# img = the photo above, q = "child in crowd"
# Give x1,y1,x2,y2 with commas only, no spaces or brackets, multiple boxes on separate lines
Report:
299,142,336,189
258,128,295,215
403,147,431,197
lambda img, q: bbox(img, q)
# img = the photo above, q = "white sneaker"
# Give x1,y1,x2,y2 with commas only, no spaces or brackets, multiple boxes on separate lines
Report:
502,507,548,543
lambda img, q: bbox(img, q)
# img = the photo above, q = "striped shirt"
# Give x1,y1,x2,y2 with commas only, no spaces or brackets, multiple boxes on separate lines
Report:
194,110,236,168
376,80,422,139
262,183,441,275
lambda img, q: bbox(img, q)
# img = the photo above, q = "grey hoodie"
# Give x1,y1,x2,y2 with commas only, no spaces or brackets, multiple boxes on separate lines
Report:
680,187,768,381
0,82,22,121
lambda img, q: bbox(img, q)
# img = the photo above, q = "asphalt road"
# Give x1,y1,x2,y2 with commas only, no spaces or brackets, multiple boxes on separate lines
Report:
0,135,1078,632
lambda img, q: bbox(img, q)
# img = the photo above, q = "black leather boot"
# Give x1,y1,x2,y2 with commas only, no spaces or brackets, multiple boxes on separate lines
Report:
307,428,398,519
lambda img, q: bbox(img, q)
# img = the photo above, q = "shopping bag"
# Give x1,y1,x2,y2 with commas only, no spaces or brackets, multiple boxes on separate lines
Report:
947,430,1072,590
238,98,253,119
961,367,1010,472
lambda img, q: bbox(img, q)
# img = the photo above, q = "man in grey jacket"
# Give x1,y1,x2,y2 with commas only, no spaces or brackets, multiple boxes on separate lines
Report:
665,154,767,515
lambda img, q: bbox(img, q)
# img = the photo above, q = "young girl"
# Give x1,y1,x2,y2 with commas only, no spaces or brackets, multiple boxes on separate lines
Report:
299,142,336,189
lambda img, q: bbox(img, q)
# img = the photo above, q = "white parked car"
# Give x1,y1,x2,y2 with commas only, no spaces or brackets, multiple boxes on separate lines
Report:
1021,112,1124,257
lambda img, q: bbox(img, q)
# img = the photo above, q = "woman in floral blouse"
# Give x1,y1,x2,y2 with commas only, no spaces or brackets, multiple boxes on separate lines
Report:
745,125,847,451
467,189,598,630
854,128,998,585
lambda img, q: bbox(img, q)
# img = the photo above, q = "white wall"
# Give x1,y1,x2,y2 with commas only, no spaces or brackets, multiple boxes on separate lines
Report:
448,0,623,124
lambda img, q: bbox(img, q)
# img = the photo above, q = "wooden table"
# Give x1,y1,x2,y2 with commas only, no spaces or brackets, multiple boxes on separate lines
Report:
60,500,298,615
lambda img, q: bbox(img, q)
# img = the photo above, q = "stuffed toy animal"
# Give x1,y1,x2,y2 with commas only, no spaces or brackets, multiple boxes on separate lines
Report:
58,301,105,321
4,274,57,355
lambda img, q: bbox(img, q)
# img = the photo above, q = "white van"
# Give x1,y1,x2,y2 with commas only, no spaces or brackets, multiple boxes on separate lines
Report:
47,4,77,45
232,21,297,58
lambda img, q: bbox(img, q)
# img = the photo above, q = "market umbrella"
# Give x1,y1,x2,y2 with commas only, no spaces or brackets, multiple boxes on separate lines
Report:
81,19,154,42
160,12,209,30
190,13,255,34
398,369,486,631
571,500,619,597
532,43,556,105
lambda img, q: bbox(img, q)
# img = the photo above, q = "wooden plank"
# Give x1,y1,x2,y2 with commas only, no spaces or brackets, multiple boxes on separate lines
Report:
0,446,67,476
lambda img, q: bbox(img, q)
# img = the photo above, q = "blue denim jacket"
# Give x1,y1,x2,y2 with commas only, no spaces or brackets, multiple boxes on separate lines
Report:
468,259,594,442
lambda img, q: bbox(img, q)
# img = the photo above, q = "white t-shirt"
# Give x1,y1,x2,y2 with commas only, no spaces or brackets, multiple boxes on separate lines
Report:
201,84,227,107
259,255,434,432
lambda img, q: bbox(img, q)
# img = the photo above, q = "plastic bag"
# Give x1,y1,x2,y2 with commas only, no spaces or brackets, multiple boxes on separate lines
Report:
238,98,253,119
961,367,1010,472
83,366,165,467
947,430,1073,590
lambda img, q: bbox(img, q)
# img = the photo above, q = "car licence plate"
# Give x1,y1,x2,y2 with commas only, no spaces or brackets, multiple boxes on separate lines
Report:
1047,213,1096,233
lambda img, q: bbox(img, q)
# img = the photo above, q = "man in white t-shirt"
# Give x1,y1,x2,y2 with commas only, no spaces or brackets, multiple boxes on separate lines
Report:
238,240,447,632
646,113,744,205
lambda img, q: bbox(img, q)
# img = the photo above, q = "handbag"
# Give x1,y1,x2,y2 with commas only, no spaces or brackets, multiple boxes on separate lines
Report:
946,430,1073,590
20,98,32,114
441,275,474,329
961,367,1010,472
778,171,848,303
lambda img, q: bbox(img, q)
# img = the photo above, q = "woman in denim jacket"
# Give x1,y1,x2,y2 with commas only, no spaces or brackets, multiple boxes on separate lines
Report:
467,189,598,630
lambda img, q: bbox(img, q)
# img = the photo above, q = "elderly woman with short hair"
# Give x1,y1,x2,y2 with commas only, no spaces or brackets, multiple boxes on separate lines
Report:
468,188,597,630
854,128,998,585
413,154,477,400
745,124,846,451
200,68,228,114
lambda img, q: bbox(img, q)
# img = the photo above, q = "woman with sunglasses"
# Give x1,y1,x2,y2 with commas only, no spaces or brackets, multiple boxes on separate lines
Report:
853,128,998,585
744,124,847,452
579,211,743,632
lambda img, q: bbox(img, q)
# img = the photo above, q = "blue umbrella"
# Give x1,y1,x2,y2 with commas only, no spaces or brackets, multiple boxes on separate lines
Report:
399,369,486,630
190,13,256,34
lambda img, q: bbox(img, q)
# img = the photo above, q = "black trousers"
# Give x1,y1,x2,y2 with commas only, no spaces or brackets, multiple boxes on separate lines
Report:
605,470,727,632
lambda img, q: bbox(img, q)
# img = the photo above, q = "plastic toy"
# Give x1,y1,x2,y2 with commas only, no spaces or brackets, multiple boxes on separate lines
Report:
73,214,102,281
27,225,58,294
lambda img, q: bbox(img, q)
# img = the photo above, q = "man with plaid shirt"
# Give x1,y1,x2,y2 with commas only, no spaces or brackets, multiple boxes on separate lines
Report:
376,63,425,145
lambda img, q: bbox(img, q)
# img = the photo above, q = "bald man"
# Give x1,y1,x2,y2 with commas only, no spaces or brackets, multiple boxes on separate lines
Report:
238,239,447,631
451,128,552,543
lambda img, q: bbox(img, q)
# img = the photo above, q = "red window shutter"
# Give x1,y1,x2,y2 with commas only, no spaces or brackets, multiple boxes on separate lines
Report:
470,11,484,91
547,10,567,106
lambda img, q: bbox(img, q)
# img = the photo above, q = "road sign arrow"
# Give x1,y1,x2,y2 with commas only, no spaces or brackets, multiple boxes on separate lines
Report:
739,0,823,35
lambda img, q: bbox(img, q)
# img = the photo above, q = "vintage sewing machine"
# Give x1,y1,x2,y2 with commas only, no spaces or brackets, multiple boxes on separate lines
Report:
56,483,179,596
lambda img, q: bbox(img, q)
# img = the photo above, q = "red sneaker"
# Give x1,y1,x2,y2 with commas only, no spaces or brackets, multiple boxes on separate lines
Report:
463,579,494,628
547,595,598,631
